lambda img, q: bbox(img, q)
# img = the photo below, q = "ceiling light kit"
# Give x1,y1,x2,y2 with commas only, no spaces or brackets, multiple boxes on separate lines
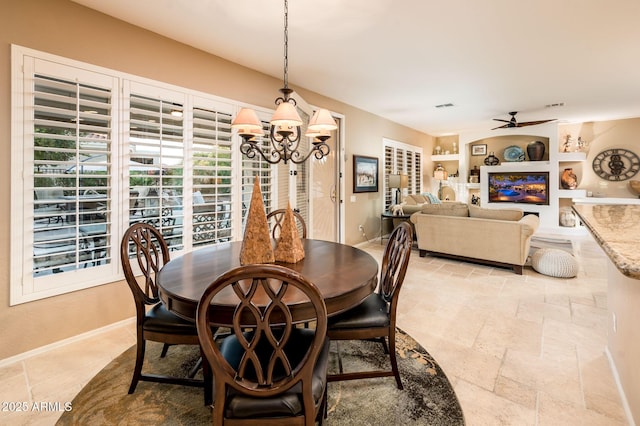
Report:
231,0,337,164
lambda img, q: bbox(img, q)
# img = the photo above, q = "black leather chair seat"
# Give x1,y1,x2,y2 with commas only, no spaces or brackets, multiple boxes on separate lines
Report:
328,293,389,330
219,328,330,419
143,303,198,335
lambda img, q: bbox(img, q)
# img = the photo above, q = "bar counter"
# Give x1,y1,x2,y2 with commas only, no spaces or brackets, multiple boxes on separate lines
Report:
572,203,640,424
572,204,640,279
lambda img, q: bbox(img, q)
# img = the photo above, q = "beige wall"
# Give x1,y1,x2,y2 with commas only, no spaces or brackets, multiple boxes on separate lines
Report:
0,0,430,359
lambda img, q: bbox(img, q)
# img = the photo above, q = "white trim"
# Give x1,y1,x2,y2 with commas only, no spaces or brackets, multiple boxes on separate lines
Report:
0,317,136,368
10,44,278,304
336,112,347,243
382,137,424,211
606,346,637,426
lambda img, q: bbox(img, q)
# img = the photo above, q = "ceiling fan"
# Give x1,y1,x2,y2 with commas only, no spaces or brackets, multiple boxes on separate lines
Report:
492,111,555,130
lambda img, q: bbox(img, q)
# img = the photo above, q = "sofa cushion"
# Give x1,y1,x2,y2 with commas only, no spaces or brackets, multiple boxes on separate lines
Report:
468,205,523,221
403,195,417,205
412,194,428,204
420,202,469,217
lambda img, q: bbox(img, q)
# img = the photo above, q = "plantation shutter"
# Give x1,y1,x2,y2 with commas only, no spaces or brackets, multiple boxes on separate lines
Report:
383,139,423,211
242,120,274,226
384,145,394,210
32,73,114,278
128,92,185,250
192,104,234,246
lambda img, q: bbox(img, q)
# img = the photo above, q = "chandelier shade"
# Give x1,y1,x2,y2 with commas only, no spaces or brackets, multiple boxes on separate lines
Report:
308,109,338,132
232,108,263,134
271,101,303,127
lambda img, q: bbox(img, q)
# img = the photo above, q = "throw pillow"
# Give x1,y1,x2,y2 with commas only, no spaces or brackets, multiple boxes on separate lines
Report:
423,192,441,204
468,205,523,221
420,202,469,217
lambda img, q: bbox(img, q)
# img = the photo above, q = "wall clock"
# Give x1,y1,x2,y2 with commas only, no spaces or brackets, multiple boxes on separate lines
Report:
592,148,640,181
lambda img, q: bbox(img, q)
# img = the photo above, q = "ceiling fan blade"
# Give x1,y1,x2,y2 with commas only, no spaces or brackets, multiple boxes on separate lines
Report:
491,123,509,130
493,119,511,123
516,119,556,127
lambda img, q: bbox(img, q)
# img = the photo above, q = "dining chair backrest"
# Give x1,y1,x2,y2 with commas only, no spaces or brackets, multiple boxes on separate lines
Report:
379,221,413,312
267,208,307,239
120,222,211,402
120,222,170,319
325,221,412,390
196,264,328,423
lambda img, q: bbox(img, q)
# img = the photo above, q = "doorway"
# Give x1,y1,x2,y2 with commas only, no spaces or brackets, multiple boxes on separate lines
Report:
276,93,342,242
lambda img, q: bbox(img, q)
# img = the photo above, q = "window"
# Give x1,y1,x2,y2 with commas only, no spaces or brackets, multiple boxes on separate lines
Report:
10,45,274,305
127,88,185,250
191,99,235,246
383,138,423,210
242,118,275,225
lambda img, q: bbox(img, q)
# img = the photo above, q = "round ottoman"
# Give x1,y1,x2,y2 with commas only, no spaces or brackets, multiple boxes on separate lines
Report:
531,248,578,278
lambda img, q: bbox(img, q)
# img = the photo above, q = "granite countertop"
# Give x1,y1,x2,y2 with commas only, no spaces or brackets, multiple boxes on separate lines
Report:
572,204,640,279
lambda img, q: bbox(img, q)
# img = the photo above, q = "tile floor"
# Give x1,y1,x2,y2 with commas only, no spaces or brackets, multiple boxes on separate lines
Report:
0,235,629,425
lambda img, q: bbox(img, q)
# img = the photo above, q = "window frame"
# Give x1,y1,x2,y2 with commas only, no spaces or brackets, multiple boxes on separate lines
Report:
10,45,276,305
383,138,423,211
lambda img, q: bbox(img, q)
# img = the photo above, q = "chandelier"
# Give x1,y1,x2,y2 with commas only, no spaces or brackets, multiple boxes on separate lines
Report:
231,0,337,165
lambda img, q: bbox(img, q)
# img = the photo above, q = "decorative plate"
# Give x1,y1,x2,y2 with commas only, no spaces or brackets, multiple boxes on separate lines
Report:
503,145,525,162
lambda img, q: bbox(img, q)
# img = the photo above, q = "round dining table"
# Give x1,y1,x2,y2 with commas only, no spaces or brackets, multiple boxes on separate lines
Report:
156,239,379,326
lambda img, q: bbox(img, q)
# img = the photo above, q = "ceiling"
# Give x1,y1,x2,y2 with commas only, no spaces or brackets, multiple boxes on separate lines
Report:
72,0,640,136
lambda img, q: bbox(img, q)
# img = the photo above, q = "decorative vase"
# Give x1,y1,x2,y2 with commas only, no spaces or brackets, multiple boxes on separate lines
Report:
559,207,577,227
484,152,500,166
240,176,275,265
527,140,546,161
560,168,578,189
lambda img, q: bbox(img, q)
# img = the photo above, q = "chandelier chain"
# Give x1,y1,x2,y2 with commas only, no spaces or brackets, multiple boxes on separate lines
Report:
283,0,289,91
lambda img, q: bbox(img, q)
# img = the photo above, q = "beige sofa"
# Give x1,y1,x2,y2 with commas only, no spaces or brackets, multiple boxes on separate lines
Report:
394,193,439,215
410,203,539,274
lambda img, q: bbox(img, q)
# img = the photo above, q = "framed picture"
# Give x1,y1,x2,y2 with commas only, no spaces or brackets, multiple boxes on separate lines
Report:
353,155,379,193
471,144,487,156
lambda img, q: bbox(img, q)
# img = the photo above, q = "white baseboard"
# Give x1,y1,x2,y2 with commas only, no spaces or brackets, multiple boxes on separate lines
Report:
0,317,136,368
605,346,636,426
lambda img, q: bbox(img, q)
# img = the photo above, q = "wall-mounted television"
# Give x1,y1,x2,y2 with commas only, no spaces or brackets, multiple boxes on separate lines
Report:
488,171,549,205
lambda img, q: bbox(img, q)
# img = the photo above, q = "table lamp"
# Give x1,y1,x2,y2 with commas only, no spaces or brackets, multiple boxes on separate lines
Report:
433,164,449,200
388,173,408,206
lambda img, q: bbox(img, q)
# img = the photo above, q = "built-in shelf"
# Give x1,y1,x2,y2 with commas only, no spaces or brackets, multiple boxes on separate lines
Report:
573,197,640,205
558,189,587,198
431,154,459,161
557,152,587,161
465,183,481,189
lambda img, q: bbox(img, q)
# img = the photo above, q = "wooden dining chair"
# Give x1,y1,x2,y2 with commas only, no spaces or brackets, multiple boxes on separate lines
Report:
120,222,212,404
327,221,412,389
196,264,329,425
267,208,307,239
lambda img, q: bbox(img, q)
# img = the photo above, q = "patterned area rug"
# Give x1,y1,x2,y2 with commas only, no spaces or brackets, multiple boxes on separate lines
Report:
57,329,464,425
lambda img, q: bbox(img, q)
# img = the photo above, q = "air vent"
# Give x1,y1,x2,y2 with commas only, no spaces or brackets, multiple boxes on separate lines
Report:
545,102,565,108
435,103,455,108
